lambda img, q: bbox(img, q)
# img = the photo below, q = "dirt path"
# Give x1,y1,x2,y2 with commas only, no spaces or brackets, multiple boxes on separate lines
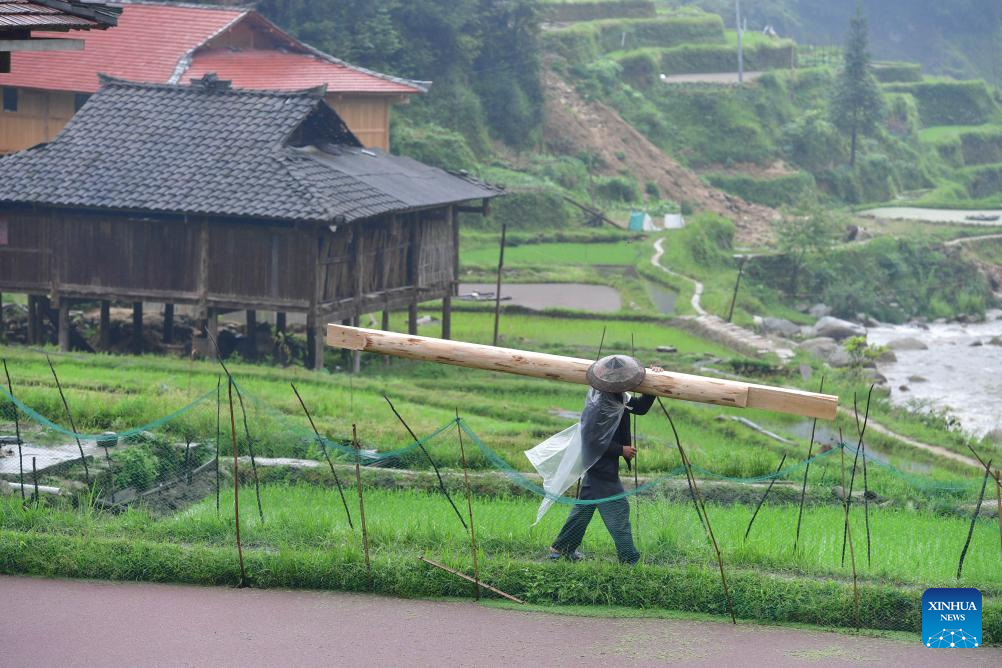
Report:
652,238,706,316
838,409,984,471
3,576,997,667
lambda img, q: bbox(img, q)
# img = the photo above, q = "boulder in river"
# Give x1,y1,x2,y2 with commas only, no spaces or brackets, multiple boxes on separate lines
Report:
887,337,929,351
808,303,831,318
988,336,1002,347
760,317,800,338
809,316,866,341
908,375,928,383
798,337,838,361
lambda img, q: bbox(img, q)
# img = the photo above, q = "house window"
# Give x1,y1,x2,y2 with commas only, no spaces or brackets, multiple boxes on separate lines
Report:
2,87,16,113
74,93,91,112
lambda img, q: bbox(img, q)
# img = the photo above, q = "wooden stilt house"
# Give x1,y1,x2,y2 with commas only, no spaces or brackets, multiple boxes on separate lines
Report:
0,74,500,368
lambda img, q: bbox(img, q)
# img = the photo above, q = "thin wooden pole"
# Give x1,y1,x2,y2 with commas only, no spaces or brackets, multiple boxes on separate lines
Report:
853,386,874,565
456,411,480,600
228,378,248,587
2,359,25,502
658,398,736,624
46,356,90,485
31,456,39,507
795,377,824,552
292,383,353,529
958,460,992,580
418,556,524,604
842,388,872,566
384,394,467,530
352,424,372,586
492,223,507,347
726,255,747,323
744,454,787,542
839,438,861,629
630,333,640,551
215,376,221,514
58,300,70,352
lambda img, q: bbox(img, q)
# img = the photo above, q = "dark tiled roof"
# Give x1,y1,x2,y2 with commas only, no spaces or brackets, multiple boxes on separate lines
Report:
0,0,120,31
0,75,500,222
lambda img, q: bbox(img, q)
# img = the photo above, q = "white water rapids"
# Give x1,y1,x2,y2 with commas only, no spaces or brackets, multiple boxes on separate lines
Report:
867,310,1002,438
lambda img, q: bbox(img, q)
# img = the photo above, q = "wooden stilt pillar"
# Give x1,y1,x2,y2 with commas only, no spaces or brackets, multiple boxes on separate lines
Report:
408,302,418,336
39,296,52,344
163,303,175,344
99,301,111,350
58,300,70,352
206,309,218,360
275,312,286,334
306,314,324,371
27,296,38,344
245,310,257,359
132,302,143,355
442,296,452,340
381,309,391,366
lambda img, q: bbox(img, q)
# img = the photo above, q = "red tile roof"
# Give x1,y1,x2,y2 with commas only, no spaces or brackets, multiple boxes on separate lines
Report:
0,2,424,95
184,48,419,94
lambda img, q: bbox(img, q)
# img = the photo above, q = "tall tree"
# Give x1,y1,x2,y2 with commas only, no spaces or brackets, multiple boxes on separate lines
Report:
829,5,885,167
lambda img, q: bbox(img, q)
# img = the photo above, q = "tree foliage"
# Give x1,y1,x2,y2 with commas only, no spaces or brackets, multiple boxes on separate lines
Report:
253,0,544,148
829,6,884,167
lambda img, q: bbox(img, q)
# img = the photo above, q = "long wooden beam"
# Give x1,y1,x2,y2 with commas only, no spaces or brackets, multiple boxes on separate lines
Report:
326,325,838,420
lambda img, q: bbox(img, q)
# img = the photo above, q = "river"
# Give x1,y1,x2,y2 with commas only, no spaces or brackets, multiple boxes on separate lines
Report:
867,310,1002,438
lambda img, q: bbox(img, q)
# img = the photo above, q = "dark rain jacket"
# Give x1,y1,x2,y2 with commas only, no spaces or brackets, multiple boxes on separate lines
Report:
581,392,655,498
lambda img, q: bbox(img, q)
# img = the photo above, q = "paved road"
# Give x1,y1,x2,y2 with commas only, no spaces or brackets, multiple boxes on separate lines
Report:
859,207,1002,225
3,576,999,667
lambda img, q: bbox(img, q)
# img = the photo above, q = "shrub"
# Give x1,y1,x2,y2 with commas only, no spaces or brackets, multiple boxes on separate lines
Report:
114,447,157,492
484,190,579,230
705,171,816,208
872,62,923,83
542,1,656,23
884,79,999,126
391,122,479,172
593,175,640,202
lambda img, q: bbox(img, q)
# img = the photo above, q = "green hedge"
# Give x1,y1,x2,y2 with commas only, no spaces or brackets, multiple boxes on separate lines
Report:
962,163,1002,198
705,171,816,208
543,13,724,62
872,61,923,83
475,189,579,230
610,41,796,86
884,79,999,126
959,127,1002,166
542,0,655,22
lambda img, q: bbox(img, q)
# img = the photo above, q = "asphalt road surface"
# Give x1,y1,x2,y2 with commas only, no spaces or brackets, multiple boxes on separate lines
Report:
3,576,999,667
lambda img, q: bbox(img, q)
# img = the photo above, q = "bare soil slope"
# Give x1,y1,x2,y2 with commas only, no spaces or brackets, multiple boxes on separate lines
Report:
542,71,778,245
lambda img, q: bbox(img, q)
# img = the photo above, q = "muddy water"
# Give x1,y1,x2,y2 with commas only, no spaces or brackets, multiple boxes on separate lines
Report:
867,311,1002,438
459,283,621,313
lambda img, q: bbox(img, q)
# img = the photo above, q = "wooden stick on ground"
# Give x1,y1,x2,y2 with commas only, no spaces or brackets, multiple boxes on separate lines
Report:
383,395,467,530
31,456,39,507
658,398,736,624
46,356,90,486
327,325,839,420
227,379,248,588
352,424,371,586
292,383,353,529
418,556,523,604
456,411,480,600
2,359,25,502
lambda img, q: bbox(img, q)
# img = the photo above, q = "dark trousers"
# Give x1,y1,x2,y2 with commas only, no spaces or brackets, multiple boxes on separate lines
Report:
551,497,639,564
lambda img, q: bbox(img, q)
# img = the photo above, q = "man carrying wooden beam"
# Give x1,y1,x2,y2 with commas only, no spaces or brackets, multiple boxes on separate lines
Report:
544,355,660,564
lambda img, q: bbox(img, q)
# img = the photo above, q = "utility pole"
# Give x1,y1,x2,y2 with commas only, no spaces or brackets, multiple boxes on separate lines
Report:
736,0,744,85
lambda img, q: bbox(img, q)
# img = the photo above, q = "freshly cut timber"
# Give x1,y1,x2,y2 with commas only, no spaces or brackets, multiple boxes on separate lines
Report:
326,325,838,420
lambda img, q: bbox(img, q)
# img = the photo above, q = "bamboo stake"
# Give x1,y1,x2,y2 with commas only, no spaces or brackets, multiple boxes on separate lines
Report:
958,459,992,580
383,395,467,530
963,443,1002,561
46,355,90,485
492,223,507,347
853,388,874,566
839,438,861,629
658,398,735,624
228,378,248,588
418,556,524,604
744,454,787,542
794,376,824,553
2,359,25,503
456,411,480,600
842,387,872,566
630,334,639,551
205,330,263,523
352,424,371,586
31,456,39,507
292,383,353,529
215,376,221,514
328,325,839,420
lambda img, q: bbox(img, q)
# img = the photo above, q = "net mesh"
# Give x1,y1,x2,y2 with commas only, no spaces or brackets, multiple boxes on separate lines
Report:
1,357,1000,643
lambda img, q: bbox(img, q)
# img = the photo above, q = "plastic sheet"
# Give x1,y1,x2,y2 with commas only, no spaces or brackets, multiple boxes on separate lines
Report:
525,389,626,525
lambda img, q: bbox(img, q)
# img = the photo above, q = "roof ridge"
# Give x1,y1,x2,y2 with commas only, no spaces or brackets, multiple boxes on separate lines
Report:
111,0,250,12
96,73,329,99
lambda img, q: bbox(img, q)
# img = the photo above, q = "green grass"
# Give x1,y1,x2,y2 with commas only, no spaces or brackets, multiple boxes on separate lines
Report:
462,241,646,268
2,486,1000,639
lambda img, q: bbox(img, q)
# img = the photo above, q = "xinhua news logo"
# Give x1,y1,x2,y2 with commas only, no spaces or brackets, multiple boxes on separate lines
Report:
923,588,982,649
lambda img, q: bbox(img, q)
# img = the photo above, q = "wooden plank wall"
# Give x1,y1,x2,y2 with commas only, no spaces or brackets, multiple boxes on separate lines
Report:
327,95,392,150
0,89,75,154
0,210,51,291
